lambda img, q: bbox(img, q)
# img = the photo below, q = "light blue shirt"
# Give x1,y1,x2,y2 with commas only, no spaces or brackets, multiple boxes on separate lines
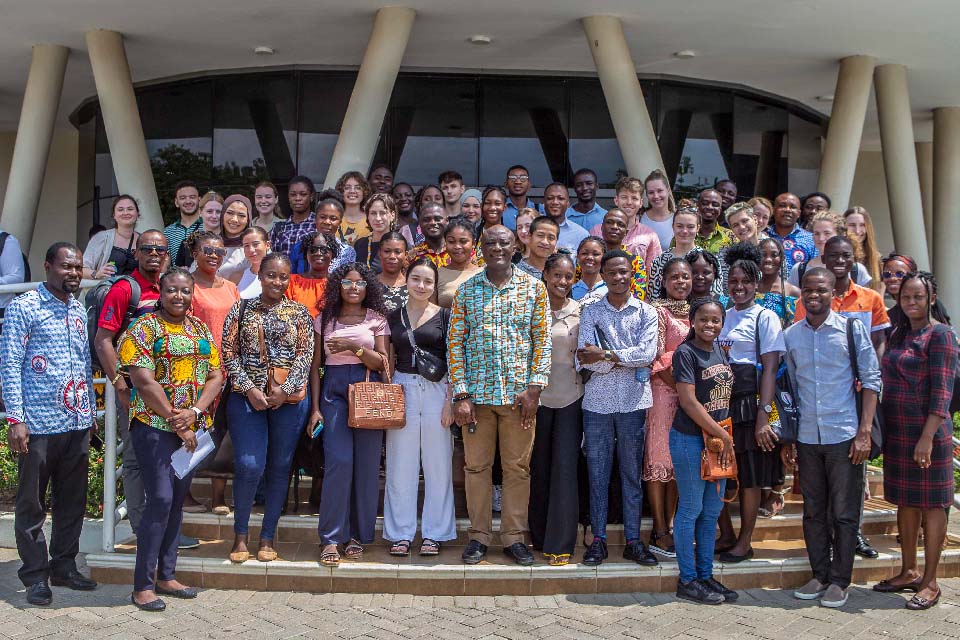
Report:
783,311,881,445
0,230,26,309
503,197,542,231
0,284,96,434
572,279,607,302
566,203,607,233
556,217,590,253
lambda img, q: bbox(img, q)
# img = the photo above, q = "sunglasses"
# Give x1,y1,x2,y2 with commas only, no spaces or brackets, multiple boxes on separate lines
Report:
140,244,168,255
309,245,332,255
340,279,368,289
882,270,907,280
201,246,227,258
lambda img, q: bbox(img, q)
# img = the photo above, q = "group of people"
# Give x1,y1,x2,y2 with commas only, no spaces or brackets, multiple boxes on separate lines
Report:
2,163,956,614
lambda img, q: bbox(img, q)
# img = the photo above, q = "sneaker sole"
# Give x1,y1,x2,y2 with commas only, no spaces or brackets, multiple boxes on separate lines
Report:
793,589,827,600
676,592,723,605
650,545,677,559
821,595,848,608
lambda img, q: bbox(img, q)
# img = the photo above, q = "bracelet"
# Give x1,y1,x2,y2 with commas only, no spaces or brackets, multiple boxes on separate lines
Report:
110,372,123,385
453,394,472,402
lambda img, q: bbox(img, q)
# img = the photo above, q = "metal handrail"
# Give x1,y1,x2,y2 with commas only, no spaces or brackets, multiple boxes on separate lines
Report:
0,279,120,551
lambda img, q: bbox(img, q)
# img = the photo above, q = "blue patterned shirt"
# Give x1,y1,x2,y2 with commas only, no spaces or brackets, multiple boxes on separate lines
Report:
0,284,95,434
448,267,551,405
766,224,817,272
290,237,355,275
270,213,317,258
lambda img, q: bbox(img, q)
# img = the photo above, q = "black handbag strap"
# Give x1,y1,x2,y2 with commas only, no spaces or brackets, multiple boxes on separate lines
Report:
400,307,420,366
845,315,860,384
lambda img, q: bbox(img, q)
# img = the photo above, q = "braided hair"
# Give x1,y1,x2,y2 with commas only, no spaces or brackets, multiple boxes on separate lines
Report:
155,267,195,314
684,296,726,344
656,256,692,300
185,230,222,256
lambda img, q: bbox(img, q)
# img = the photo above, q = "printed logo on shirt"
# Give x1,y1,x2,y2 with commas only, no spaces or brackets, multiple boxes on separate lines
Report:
74,317,85,337
60,378,93,421
716,339,733,356
31,355,46,374
103,307,114,323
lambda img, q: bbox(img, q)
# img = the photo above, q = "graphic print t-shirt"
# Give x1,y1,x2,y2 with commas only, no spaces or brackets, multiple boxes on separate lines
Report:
672,342,733,436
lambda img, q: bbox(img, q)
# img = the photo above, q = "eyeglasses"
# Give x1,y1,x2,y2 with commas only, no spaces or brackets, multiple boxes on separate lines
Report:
201,246,227,258
507,175,529,182
882,270,907,280
309,245,332,255
140,245,168,255
341,279,368,289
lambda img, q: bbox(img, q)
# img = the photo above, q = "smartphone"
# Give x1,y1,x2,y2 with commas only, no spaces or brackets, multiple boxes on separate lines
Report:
311,418,324,439
635,367,651,383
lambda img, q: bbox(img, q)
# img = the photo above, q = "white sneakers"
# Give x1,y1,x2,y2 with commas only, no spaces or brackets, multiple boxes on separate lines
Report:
793,579,847,608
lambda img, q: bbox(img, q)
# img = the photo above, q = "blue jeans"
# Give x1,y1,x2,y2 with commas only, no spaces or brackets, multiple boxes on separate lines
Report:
582,409,646,541
227,393,309,541
669,429,725,583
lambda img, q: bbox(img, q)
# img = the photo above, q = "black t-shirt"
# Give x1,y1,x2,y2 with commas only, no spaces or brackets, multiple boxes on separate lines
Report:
388,307,449,375
671,341,733,436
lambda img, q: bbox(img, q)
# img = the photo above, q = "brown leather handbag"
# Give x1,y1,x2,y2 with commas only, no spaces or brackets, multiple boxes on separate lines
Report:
348,353,406,429
258,323,307,404
701,417,738,498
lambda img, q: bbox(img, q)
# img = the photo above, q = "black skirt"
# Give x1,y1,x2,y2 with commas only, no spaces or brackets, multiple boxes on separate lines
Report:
730,363,784,489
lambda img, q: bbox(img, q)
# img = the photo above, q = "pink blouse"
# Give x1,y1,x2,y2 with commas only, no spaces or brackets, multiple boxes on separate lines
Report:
316,309,390,366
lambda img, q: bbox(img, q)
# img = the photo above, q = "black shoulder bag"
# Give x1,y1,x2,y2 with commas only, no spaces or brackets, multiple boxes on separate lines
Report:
846,316,883,459
401,307,448,382
754,311,800,443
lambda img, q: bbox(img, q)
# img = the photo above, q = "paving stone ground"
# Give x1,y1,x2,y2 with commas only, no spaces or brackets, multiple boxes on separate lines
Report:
1,549,960,640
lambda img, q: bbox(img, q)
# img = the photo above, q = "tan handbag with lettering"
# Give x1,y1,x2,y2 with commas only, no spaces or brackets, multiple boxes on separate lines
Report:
258,323,307,404
348,352,406,429
701,417,738,502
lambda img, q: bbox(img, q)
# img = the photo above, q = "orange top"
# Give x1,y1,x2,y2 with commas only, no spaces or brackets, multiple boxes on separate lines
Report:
287,274,327,319
190,279,240,349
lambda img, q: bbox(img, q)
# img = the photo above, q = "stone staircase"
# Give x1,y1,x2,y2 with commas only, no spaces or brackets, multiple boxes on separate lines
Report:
85,471,960,595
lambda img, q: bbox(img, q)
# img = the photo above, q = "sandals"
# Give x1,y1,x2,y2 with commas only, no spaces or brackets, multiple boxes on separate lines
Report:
419,539,441,556
873,575,923,593
320,545,340,567
390,540,411,557
649,531,677,558
228,550,250,564
758,489,788,518
257,547,278,562
345,539,364,561
211,505,231,516
544,553,571,567
906,588,941,610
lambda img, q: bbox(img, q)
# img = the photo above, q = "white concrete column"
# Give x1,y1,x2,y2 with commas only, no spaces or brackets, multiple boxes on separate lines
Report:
916,140,933,257
323,7,415,189
933,107,960,314
875,64,929,269
0,45,69,252
581,15,664,178
85,30,163,230
817,56,875,212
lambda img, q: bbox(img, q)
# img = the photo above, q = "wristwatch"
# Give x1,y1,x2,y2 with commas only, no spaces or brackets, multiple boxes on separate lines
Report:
190,406,203,421
354,346,365,358
603,350,613,361
762,403,774,414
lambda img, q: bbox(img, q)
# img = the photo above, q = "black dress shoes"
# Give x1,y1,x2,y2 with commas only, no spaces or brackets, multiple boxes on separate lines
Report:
855,534,879,559
503,542,535,566
582,538,608,566
156,585,199,599
461,540,488,565
51,569,98,591
131,594,166,612
26,581,52,606
623,541,658,566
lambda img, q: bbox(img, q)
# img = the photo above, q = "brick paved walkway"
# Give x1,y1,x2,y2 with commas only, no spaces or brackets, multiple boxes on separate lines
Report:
1,549,959,639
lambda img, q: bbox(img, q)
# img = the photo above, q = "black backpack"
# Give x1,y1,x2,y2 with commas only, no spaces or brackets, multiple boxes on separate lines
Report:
0,232,31,282
85,275,142,369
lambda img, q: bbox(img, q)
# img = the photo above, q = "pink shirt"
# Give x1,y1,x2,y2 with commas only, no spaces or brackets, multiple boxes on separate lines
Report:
590,219,663,267
315,309,390,366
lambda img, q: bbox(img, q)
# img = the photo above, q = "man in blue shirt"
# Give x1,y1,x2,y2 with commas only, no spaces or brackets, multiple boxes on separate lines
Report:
567,168,607,231
1,242,98,606
503,164,542,231
767,192,817,271
542,182,589,253
782,267,880,609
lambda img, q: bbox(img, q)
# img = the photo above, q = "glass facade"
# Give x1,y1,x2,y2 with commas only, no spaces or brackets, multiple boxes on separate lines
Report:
74,70,826,226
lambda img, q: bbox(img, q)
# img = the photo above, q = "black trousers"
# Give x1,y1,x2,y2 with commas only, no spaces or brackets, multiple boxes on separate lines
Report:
15,428,91,587
528,399,582,556
797,439,864,589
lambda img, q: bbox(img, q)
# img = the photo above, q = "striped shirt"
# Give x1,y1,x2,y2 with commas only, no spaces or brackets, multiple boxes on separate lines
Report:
0,284,96,434
448,267,551,405
163,219,202,265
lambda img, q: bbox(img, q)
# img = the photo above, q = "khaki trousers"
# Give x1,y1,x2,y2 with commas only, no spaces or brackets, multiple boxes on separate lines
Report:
463,404,535,546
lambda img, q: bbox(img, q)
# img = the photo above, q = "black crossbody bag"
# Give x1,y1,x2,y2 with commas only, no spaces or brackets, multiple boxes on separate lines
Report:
401,307,448,383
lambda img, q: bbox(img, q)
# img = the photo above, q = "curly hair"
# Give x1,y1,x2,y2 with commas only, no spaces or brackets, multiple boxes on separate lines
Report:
335,171,371,205
723,241,762,283
320,262,390,329
299,231,340,264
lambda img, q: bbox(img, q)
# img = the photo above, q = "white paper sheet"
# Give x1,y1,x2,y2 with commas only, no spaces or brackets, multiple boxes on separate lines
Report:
171,429,215,479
